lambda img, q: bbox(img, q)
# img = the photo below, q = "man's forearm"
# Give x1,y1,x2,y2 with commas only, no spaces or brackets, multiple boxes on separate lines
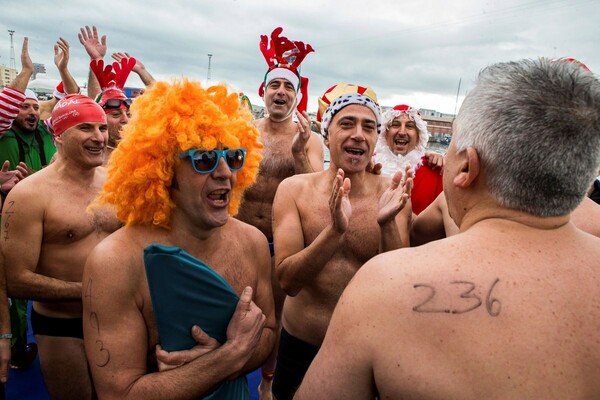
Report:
103,341,251,400
293,149,314,174
135,68,155,87
7,270,82,301
379,219,407,253
9,67,33,93
57,67,79,94
277,224,343,296
87,68,101,100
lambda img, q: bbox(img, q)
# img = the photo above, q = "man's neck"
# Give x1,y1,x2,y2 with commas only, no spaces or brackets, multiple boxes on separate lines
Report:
257,116,295,135
10,125,36,136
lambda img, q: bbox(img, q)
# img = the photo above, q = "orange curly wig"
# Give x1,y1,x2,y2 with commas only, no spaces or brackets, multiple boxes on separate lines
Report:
95,79,262,228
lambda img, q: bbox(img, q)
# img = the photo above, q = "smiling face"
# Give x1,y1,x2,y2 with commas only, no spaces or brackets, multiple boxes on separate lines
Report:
325,104,378,174
56,121,108,167
12,100,40,133
385,113,419,156
105,108,130,147
264,78,297,121
171,143,238,232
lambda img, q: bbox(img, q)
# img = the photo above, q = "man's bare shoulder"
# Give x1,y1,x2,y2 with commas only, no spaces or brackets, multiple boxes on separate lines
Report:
227,217,269,247
279,169,323,189
572,197,600,237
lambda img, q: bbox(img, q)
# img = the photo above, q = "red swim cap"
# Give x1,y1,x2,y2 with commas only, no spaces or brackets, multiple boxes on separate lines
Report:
51,94,106,137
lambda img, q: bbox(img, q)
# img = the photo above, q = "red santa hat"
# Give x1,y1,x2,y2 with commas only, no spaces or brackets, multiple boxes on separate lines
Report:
258,27,314,113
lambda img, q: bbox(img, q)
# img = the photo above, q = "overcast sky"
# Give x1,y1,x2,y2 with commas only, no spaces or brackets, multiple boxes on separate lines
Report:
1,0,598,114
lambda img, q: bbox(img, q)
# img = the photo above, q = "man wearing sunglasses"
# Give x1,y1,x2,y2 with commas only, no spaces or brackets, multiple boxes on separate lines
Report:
83,81,276,399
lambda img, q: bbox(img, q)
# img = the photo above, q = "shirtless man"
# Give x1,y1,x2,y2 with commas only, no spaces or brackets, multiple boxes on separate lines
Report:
235,28,322,398
83,81,276,399
1,94,120,399
296,58,600,399
272,84,413,400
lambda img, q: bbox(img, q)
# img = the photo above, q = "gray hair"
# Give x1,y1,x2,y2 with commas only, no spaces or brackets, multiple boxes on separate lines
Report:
454,58,600,216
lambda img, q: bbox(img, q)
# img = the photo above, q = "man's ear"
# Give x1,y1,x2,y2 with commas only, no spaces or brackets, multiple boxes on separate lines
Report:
452,146,480,188
323,132,329,148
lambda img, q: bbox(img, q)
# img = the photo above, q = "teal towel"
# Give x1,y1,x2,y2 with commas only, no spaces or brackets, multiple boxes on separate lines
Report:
144,244,250,400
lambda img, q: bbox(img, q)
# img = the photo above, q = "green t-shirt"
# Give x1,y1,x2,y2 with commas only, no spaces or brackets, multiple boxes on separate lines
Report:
0,121,56,172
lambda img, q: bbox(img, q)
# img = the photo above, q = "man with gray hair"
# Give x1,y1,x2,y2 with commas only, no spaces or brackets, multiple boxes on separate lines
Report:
295,58,600,399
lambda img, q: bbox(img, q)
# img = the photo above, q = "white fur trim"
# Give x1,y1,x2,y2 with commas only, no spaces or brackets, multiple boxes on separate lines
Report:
24,89,38,102
264,68,300,91
373,133,424,177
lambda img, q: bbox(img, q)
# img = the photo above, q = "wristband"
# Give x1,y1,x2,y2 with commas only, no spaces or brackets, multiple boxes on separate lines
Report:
261,370,275,381
0,333,12,340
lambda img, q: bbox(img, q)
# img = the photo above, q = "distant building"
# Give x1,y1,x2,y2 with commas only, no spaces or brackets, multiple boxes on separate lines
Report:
0,64,17,88
33,63,46,80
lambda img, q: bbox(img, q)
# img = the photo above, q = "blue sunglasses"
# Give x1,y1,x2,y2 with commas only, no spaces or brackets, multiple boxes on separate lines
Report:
178,148,246,174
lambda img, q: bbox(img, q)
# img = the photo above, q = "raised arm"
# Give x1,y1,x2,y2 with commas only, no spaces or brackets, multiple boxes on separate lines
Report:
410,191,451,246
378,166,413,252
39,37,79,120
84,239,267,400
54,37,79,95
292,110,324,173
112,52,156,87
0,38,32,134
274,170,349,296
78,25,106,100
1,184,81,300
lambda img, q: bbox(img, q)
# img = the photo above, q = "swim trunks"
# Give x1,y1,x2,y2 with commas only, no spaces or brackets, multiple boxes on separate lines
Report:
272,328,320,400
30,307,83,339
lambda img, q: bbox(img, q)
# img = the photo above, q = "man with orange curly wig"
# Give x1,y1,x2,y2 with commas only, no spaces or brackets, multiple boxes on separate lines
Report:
82,80,276,400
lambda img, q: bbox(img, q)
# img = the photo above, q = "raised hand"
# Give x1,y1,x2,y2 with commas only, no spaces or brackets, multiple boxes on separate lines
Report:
329,169,352,233
425,151,445,173
155,325,220,372
291,110,312,156
53,37,70,70
377,165,413,225
20,37,33,72
78,25,106,60
0,161,28,194
112,52,142,73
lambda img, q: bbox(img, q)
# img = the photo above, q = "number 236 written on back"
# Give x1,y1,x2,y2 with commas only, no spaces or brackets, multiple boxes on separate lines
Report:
412,278,501,316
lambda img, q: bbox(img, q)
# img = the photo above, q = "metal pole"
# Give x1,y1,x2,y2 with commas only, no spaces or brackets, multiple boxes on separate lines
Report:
207,54,213,83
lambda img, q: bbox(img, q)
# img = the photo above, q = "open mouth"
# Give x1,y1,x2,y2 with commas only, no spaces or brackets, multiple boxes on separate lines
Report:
85,146,104,155
207,189,230,206
273,98,287,106
394,136,409,146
